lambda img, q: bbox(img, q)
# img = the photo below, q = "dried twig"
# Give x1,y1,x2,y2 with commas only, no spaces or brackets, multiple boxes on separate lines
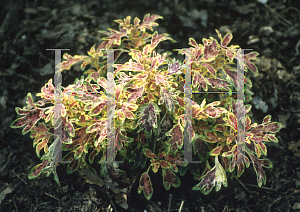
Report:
178,200,184,212
168,194,172,212
268,195,291,212
12,168,28,186
243,182,278,192
234,176,250,193
110,198,118,212
12,198,19,212
0,152,13,172
44,192,60,201
262,3,292,27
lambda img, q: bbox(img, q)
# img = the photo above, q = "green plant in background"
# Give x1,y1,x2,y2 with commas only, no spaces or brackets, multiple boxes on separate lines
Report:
11,14,282,200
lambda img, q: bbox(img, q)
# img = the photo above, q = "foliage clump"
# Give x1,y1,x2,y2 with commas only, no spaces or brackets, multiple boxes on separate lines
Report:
11,14,282,200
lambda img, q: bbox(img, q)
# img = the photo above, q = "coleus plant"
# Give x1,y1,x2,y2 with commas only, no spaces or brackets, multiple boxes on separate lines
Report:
11,14,282,200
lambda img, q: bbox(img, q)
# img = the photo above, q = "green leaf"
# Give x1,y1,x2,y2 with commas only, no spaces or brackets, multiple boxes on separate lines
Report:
193,136,210,162
63,152,80,174
129,148,147,169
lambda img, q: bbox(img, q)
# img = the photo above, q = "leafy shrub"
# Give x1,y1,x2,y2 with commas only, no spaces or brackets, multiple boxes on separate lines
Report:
11,14,282,200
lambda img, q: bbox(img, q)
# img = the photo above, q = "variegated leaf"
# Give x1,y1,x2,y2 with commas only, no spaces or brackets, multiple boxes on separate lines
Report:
138,13,163,32
159,88,177,113
204,106,227,118
264,122,282,133
143,148,156,158
151,162,160,173
201,63,216,76
203,39,222,61
36,79,55,100
223,67,237,87
162,169,181,190
122,104,135,119
102,28,127,48
249,155,272,187
11,108,44,135
61,53,88,70
160,160,172,169
89,98,107,116
28,161,49,179
206,78,230,91
138,172,153,200
127,86,144,103
151,32,175,49
137,102,160,134
266,134,278,143
205,131,219,143
243,52,259,75
263,115,272,124
210,146,223,156
166,122,184,152
192,156,227,194
193,72,207,91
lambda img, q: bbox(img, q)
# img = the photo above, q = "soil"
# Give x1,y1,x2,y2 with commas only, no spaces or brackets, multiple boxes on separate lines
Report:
1,0,300,211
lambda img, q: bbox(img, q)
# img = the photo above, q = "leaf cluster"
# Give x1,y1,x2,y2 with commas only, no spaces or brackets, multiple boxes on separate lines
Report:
11,14,282,200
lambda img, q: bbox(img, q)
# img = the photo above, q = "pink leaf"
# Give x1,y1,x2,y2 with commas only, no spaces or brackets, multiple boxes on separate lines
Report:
61,54,88,70
127,86,144,103
138,14,163,31
203,39,221,61
243,52,259,75
193,72,207,91
221,33,233,48
264,122,282,133
36,79,55,100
